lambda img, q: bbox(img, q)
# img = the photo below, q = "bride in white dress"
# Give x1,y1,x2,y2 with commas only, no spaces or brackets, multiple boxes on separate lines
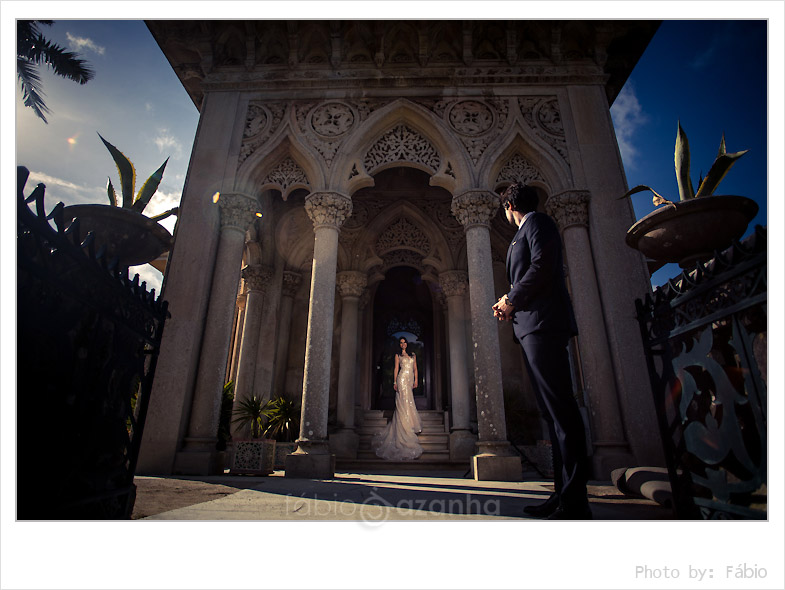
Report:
373,337,423,460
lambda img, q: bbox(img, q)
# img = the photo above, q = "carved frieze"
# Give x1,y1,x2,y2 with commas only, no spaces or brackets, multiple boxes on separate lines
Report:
519,96,569,164
381,249,424,272
495,153,545,187
239,102,286,165
364,124,441,174
375,217,431,256
262,157,310,196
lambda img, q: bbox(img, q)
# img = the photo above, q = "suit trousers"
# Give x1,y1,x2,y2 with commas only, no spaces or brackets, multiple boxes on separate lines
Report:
519,332,589,510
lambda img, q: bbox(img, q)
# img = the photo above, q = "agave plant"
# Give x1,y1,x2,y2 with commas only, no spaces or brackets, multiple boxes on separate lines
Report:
98,132,175,220
620,122,748,207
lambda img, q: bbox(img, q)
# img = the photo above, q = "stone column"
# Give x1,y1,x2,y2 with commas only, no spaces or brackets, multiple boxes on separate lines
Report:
451,190,520,481
330,271,367,459
273,271,302,397
174,192,261,475
439,270,477,460
545,189,634,477
230,264,274,440
285,192,352,479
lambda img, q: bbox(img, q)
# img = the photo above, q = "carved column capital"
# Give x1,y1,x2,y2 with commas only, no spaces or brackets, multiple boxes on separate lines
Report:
281,270,302,298
451,190,500,229
336,271,367,299
217,192,262,232
304,191,353,229
242,264,274,293
439,270,468,298
545,189,591,231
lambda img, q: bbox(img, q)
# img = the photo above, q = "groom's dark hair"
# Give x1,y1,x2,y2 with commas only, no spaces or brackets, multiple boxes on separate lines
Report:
501,182,539,214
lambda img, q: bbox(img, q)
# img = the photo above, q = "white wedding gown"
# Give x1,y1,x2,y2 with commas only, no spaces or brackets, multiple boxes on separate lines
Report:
373,354,423,460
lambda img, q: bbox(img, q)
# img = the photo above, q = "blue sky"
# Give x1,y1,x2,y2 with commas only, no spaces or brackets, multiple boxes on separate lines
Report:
3,3,784,589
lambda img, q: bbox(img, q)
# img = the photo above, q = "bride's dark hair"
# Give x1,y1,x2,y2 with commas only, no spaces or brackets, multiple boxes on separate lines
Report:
398,336,410,356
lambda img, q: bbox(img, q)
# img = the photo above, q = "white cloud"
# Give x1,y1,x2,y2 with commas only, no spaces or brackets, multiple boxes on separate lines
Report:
153,130,183,159
66,32,105,56
610,83,648,169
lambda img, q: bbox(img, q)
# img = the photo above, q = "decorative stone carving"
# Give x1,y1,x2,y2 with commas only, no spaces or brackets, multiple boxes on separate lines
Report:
218,193,262,231
447,100,495,136
495,153,545,187
304,192,353,228
519,96,569,164
337,271,367,298
238,102,286,165
375,217,431,255
439,270,468,298
451,190,499,228
242,264,274,292
382,249,424,272
364,124,441,174
545,190,590,230
281,270,302,298
311,102,356,137
262,157,310,196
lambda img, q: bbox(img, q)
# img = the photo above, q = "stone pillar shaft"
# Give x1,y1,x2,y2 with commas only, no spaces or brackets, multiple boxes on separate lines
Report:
546,190,632,476
231,264,273,440
439,271,471,431
452,191,520,481
286,192,352,478
175,192,261,475
273,271,301,397
335,271,366,429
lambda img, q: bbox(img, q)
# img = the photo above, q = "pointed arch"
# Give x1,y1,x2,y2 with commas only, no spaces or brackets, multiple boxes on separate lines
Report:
235,132,326,200
477,123,572,194
330,98,473,195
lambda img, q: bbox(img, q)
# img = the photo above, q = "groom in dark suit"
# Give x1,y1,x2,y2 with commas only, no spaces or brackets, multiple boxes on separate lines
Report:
492,182,591,519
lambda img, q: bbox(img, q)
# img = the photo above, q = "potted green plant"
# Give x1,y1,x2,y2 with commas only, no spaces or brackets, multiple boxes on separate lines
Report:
230,394,276,475
261,396,301,469
619,122,758,268
63,133,177,268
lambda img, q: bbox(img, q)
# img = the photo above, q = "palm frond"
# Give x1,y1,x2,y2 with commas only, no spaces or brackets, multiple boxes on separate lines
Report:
16,58,50,123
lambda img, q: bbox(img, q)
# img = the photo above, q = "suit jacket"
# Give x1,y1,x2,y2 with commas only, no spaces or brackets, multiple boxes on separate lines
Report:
505,211,578,342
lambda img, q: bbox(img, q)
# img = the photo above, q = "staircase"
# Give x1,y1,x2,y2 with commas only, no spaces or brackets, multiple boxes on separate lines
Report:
335,409,468,472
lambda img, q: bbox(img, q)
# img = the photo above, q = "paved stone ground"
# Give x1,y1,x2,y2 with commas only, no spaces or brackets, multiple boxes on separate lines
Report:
132,470,674,520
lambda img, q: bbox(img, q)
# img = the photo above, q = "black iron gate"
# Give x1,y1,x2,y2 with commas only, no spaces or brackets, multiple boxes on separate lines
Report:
635,227,767,519
17,167,169,519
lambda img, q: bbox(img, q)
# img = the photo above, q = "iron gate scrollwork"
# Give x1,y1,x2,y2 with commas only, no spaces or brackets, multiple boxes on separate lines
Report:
17,167,169,519
635,226,767,519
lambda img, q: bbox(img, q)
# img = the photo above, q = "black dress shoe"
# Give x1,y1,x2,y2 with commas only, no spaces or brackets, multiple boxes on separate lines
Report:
546,505,593,520
523,494,559,517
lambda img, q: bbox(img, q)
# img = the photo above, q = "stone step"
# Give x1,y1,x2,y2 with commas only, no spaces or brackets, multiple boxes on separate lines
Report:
357,449,451,460
357,425,446,436
338,458,468,472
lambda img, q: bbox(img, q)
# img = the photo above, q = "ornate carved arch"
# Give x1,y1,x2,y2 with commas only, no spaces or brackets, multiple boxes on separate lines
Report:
331,98,472,195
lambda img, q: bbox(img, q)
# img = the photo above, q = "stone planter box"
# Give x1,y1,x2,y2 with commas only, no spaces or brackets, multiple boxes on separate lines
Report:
231,439,276,475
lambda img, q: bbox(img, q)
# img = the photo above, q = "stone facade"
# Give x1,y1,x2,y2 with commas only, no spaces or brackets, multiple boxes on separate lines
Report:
138,20,664,480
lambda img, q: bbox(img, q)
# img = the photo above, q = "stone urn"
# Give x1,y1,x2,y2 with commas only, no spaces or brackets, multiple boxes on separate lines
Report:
625,195,759,268
63,204,173,267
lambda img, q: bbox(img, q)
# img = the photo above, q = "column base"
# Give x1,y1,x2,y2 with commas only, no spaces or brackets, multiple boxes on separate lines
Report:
449,430,477,461
471,454,522,482
329,430,359,459
173,449,226,476
285,451,335,479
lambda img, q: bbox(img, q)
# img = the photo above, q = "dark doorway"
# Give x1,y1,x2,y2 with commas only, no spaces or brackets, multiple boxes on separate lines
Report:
371,266,434,410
